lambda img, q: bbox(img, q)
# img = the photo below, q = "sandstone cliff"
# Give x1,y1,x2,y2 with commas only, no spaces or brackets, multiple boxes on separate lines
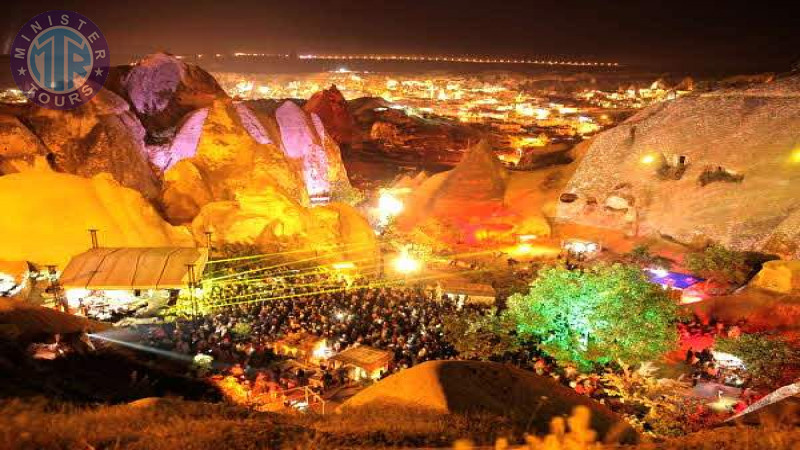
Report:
0,166,192,266
557,75,800,256
162,99,307,223
0,53,372,267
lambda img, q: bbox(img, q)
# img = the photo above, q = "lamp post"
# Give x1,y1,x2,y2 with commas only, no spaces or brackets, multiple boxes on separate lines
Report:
186,263,197,324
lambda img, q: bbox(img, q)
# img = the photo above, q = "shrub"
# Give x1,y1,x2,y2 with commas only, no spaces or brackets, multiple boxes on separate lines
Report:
715,333,800,387
685,244,750,286
698,167,744,187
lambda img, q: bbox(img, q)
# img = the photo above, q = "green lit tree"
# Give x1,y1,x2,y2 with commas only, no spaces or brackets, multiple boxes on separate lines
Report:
684,244,749,286
442,308,518,360
505,264,679,370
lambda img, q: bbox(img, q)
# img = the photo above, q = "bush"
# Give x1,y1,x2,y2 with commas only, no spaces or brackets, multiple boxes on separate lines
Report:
715,333,800,387
698,167,744,187
685,244,750,286
442,308,518,360
624,244,673,269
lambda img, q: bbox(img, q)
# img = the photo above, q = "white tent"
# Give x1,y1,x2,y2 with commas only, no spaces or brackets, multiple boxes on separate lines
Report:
60,248,208,290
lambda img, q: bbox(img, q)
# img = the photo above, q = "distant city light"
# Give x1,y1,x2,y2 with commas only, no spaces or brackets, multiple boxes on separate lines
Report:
295,54,620,67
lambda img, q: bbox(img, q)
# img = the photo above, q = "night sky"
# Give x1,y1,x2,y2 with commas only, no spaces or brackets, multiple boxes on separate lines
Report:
3,0,798,72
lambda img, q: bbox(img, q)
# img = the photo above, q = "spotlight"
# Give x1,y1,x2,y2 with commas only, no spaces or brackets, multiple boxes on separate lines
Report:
393,249,421,274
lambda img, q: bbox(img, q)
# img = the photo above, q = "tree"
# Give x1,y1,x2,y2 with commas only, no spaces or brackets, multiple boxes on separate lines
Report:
442,308,518,360
684,244,749,286
715,333,800,387
505,264,678,370
624,244,673,269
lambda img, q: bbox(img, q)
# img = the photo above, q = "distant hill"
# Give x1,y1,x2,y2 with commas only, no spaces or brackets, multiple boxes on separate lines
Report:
558,74,800,258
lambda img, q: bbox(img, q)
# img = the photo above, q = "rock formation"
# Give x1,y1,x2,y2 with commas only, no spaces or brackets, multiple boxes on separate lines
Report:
4,90,162,200
190,195,377,268
303,85,356,146
159,98,372,265
0,52,373,267
396,140,553,244
0,165,192,266
0,115,49,174
558,75,800,256
162,99,306,224
107,53,226,138
348,96,480,163
274,101,351,199
750,260,800,294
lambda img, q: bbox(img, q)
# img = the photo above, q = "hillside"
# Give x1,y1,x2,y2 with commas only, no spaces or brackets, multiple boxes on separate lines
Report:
557,75,800,257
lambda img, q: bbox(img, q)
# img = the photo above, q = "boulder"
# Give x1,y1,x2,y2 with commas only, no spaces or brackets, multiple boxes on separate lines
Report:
303,85,356,145
110,53,226,136
190,193,378,269
558,75,800,256
0,168,192,266
0,115,49,173
750,260,800,294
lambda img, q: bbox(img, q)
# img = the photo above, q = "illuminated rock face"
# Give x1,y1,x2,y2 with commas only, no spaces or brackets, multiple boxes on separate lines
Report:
396,140,551,244
303,85,356,145
17,90,162,201
162,100,306,224
112,52,225,134
750,260,800,294
233,102,273,145
0,53,369,266
161,99,370,261
150,108,209,171
190,192,378,268
0,169,192,266
558,75,800,256
275,101,330,198
275,101,350,198
418,140,510,229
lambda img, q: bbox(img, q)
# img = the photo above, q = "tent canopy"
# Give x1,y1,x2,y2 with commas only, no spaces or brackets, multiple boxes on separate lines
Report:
440,280,497,298
330,345,391,372
60,247,208,290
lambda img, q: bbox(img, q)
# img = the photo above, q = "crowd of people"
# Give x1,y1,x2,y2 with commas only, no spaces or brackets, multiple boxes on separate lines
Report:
138,271,481,389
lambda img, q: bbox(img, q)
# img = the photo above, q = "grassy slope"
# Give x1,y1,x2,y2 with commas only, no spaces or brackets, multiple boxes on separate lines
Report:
2,398,799,450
